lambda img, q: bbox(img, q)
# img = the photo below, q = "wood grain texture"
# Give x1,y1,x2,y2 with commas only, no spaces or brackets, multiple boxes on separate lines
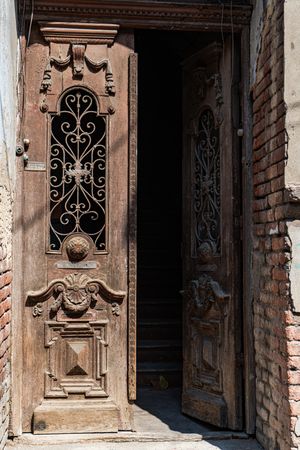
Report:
18,23,134,434
181,38,243,430
241,26,256,435
128,52,138,401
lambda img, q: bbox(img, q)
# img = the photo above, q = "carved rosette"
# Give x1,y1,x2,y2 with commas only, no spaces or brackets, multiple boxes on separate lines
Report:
66,236,90,261
185,274,228,317
28,273,125,315
52,273,99,313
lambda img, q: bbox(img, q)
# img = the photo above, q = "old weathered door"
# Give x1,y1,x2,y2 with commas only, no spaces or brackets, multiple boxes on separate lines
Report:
20,22,136,434
182,40,242,429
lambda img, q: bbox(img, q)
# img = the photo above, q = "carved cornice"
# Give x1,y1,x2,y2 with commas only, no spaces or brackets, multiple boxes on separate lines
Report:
30,1,251,31
39,21,120,44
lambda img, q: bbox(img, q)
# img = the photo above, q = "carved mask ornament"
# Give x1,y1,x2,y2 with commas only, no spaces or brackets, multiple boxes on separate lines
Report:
185,274,229,317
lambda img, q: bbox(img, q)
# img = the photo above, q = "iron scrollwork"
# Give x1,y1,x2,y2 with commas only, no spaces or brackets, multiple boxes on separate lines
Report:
49,88,107,252
193,108,220,258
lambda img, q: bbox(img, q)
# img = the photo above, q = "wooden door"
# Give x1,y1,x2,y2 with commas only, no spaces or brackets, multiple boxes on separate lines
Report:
182,40,243,430
21,22,137,434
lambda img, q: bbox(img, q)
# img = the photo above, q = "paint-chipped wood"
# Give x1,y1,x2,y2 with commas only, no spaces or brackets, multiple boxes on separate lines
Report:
181,38,243,430
241,26,256,435
128,52,138,401
18,22,135,434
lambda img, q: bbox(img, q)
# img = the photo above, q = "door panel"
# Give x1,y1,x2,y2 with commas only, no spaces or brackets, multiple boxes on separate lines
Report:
182,40,242,429
22,23,135,433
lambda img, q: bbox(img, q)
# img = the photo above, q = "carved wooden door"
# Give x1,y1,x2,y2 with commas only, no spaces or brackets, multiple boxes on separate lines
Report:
182,41,242,429
21,23,137,434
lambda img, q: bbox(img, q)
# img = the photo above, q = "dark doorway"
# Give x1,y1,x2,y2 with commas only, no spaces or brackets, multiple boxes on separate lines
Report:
136,30,222,391
135,30,233,433
136,31,184,390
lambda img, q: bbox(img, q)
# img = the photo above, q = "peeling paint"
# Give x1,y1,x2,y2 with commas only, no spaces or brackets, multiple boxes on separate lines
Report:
0,0,18,273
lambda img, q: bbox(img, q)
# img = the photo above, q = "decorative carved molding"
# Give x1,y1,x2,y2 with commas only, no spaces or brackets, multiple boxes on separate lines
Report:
39,21,120,45
72,43,86,76
40,46,115,111
184,44,223,134
190,319,223,394
207,73,224,126
28,272,125,314
184,274,229,317
197,242,214,263
44,320,109,398
111,302,120,316
31,2,251,31
128,53,138,401
32,303,43,317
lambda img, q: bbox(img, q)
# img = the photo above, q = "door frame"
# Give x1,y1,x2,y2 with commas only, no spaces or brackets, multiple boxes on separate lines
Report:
10,0,254,436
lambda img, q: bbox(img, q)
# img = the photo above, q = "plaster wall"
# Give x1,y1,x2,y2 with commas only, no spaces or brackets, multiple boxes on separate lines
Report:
284,0,300,198
284,0,300,315
0,1,18,449
0,0,18,268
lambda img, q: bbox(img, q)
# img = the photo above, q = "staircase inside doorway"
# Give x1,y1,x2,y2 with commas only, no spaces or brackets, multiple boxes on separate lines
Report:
136,30,183,389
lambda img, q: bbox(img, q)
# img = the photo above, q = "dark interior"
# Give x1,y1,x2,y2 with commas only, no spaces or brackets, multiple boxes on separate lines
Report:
136,31,183,389
135,30,221,391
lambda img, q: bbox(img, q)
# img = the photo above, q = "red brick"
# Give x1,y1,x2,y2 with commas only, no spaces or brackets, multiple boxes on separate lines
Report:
272,267,289,281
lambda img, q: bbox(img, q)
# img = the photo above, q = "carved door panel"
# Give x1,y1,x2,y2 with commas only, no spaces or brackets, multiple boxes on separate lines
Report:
182,40,242,429
21,23,136,434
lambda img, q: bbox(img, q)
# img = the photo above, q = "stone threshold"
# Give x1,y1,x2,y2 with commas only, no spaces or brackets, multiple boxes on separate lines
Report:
7,430,251,446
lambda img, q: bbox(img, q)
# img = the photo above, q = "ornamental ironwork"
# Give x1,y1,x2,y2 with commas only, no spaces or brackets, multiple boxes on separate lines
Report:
49,88,107,251
193,108,220,257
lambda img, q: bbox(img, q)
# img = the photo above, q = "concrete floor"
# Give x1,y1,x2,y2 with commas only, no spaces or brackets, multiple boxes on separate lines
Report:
8,388,262,449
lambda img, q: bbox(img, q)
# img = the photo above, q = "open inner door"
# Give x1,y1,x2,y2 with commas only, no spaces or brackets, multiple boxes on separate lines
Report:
135,31,242,432
181,39,243,430
21,23,136,434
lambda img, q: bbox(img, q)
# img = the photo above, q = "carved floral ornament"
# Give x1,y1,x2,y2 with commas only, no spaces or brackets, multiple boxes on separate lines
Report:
28,273,125,315
184,274,229,317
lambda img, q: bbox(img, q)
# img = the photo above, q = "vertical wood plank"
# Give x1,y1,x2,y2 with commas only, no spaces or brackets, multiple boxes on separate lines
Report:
241,25,256,435
10,155,24,436
128,52,138,401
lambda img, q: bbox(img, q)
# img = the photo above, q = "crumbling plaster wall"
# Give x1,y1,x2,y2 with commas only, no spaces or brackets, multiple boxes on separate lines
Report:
0,1,18,448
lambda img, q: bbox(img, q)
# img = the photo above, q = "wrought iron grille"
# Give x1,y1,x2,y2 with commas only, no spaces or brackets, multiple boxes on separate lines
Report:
49,88,107,251
193,108,220,256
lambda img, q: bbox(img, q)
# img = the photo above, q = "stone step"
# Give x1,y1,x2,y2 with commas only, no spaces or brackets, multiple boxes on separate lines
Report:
137,339,182,363
137,320,182,340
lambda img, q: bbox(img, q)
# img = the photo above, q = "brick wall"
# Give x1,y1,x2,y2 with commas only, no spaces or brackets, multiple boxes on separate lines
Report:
0,177,13,450
0,270,11,449
252,0,294,449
